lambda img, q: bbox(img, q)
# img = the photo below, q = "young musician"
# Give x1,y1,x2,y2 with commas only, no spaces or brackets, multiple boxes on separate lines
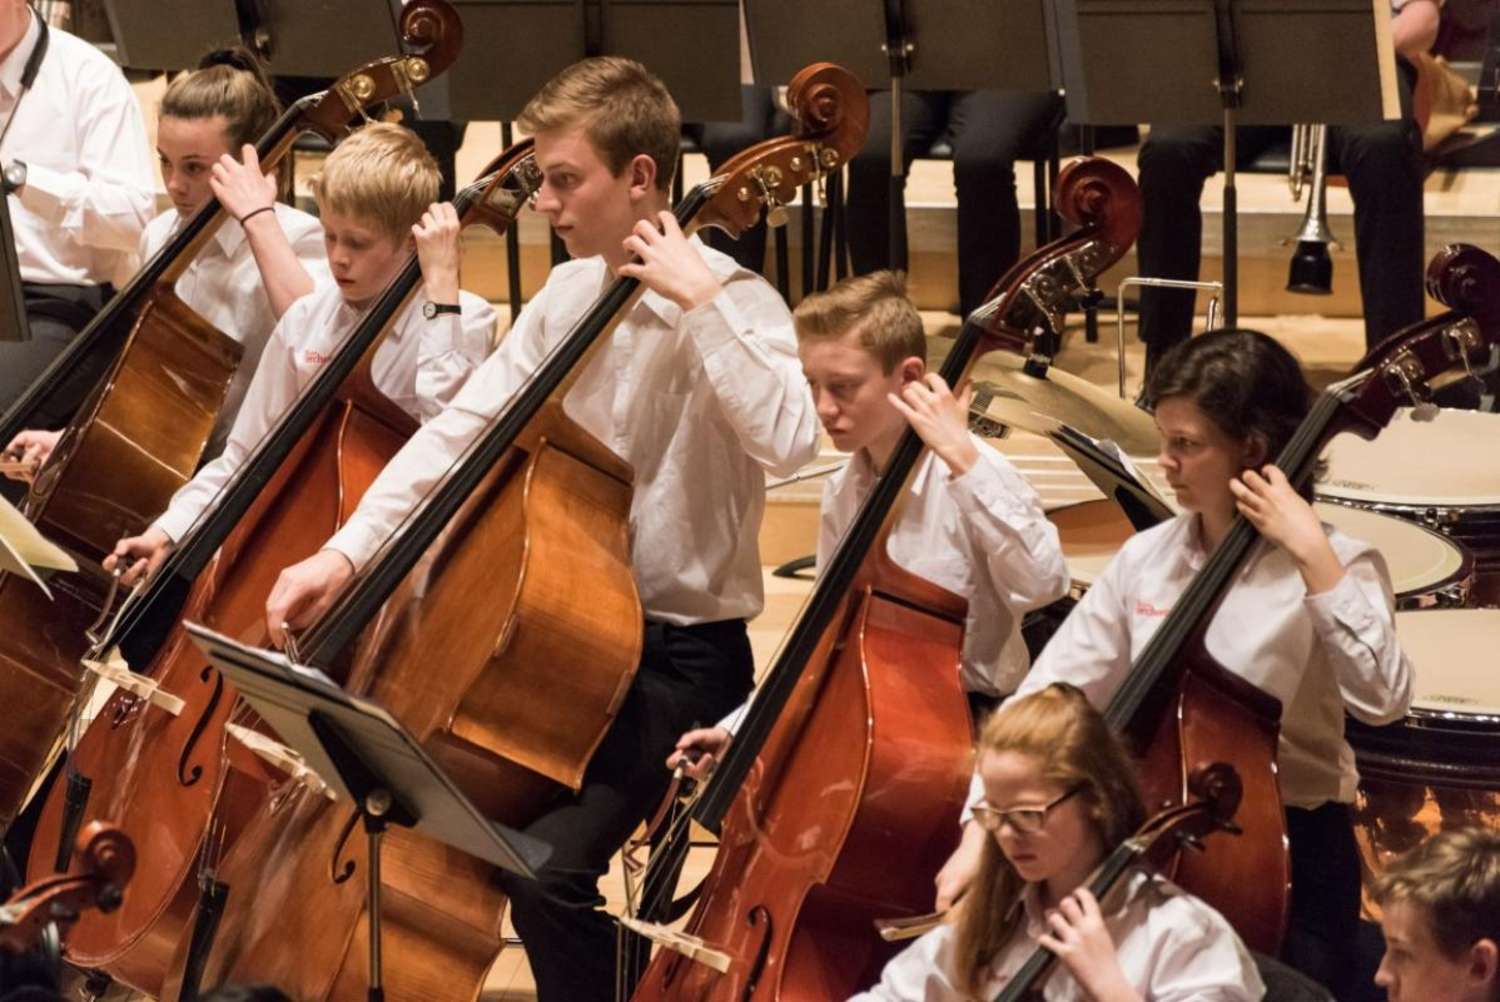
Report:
3,46,329,472
103,121,495,583
261,57,819,1001
0,0,155,417
1373,827,1500,1002
852,682,1263,1001
939,329,1413,998
669,269,1069,773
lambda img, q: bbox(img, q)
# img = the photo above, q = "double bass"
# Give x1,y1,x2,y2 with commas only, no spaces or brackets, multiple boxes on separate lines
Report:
163,64,871,1002
1099,243,1500,955
26,143,542,1000
629,159,1142,1002
0,0,464,830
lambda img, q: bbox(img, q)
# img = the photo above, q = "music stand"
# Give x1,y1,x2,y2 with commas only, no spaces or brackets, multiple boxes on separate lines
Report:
1050,0,1399,326
745,0,1058,293
440,1,739,121
0,195,28,343
185,624,550,1002
101,0,242,71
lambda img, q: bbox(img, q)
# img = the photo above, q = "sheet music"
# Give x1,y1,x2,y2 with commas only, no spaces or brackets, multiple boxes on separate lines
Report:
1048,424,1178,528
0,493,76,598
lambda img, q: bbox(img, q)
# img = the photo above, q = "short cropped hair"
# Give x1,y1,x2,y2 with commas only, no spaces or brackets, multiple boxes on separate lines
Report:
308,122,438,243
1374,827,1500,960
792,270,926,373
517,56,680,193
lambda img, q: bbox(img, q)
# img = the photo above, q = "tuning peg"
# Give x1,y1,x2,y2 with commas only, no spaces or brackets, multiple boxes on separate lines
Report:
1177,832,1206,853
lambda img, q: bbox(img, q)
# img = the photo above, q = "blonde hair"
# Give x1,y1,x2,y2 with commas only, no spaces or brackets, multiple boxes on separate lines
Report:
517,56,680,193
792,270,926,373
160,46,280,152
951,684,1146,996
309,122,439,243
1374,827,1500,962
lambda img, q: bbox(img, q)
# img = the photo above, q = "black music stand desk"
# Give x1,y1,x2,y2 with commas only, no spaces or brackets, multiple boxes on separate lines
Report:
185,623,550,1002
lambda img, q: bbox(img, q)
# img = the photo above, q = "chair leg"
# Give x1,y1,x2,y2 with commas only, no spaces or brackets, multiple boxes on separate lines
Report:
832,170,848,282
800,182,815,300
774,223,791,303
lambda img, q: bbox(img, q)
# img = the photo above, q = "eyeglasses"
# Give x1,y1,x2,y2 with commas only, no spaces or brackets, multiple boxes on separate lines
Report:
971,785,1083,834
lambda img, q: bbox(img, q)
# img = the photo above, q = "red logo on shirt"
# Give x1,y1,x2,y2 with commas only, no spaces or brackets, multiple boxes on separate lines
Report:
303,349,328,365
1134,599,1170,617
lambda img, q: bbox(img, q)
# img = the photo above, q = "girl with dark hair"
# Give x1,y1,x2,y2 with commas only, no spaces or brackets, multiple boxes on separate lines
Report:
852,684,1263,1000
3,45,329,469
937,329,1413,999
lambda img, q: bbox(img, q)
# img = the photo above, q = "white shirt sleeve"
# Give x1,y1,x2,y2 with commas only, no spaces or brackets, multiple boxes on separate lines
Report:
1303,550,1413,726
152,317,302,543
944,442,1071,614
1143,892,1267,1002
322,285,550,571
413,292,498,419
682,278,820,479
17,62,154,256
847,924,965,1002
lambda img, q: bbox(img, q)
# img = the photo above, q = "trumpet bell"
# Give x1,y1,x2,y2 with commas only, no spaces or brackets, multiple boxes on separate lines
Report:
1286,240,1333,295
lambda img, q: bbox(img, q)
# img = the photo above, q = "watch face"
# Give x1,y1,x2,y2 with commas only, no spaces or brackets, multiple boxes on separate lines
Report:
422,301,436,319
4,162,22,190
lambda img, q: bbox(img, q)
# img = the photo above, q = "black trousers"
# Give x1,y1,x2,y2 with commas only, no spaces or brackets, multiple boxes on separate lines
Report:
845,89,1064,318
1283,802,1363,1000
496,618,755,1002
1136,64,1423,357
0,282,112,424
685,85,790,276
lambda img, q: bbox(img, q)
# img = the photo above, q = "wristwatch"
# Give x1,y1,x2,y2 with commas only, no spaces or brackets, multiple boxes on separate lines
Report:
3,160,26,195
422,301,461,320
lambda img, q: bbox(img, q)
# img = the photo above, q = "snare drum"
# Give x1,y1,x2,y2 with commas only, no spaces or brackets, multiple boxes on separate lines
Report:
1320,408,1500,605
1348,609,1500,912
1049,499,1473,608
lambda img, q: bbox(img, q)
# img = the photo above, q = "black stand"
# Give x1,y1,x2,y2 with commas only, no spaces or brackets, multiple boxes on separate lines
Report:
745,0,1059,310
185,624,550,1002
1049,0,1399,330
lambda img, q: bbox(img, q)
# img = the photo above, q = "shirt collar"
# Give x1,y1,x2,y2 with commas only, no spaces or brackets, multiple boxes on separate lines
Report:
0,10,40,102
1180,512,1266,580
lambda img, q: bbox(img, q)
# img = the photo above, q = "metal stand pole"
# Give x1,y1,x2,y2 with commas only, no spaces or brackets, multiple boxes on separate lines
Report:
364,790,392,1002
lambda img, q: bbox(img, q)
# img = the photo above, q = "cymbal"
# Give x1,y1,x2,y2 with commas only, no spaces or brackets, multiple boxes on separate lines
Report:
969,354,1161,457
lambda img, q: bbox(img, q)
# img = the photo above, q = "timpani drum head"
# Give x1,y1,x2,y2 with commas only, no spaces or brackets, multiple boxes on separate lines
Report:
1048,499,1469,607
1320,408,1500,507
1395,608,1500,723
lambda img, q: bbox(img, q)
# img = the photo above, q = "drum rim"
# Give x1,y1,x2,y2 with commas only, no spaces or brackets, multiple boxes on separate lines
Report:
1315,491,1500,518
1313,500,1477,607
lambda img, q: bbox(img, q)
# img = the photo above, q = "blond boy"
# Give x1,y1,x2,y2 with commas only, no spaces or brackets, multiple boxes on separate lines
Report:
1373,827,1500,1002
107,122,496,581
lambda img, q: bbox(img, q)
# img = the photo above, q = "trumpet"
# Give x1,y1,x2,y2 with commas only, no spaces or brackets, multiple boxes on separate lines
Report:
1283,123,1340,295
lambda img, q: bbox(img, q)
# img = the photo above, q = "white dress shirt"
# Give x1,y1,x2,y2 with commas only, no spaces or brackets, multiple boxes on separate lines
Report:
2,12,154,286
819,441,1069,696
851,870,1265,1002
1006,514,1413,810
324,240,821,625
140,204,330,456
154,282,495,543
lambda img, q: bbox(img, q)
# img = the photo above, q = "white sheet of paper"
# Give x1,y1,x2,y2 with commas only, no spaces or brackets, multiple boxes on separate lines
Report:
0,493,77,599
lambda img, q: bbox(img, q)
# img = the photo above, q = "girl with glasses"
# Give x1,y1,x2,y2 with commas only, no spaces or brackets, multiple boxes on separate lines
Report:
850,682,1262,1001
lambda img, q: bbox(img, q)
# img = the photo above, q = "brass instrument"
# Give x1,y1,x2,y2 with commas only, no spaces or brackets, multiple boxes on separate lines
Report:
1284,123,1340,295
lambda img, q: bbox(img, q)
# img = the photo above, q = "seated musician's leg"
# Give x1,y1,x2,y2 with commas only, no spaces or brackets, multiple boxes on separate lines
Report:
497,620,754,1002
946,89,1064,319
1134,125,1220,373
1331,117,1425,352
1284,802,1364,999
689,85,784,274
845,89,944,279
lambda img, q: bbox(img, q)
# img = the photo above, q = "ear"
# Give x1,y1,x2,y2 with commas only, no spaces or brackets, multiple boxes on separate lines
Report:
1241,431,1270,469
1470,938,1499,990
897,356,926,386
626,153,658,201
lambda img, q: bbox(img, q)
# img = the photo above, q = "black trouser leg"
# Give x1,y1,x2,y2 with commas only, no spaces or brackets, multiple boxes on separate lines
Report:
845,89,946,278
689,85,786,274
1283,802,1363,1000
496,619,755,1002
1330,64,1423,352
947,90,1064,318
